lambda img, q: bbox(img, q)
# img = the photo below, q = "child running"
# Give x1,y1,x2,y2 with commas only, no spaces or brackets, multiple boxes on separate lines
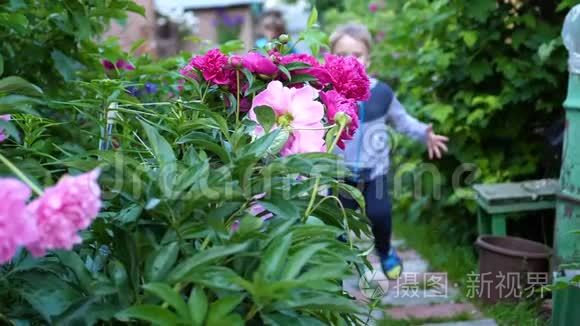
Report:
331,23,449,279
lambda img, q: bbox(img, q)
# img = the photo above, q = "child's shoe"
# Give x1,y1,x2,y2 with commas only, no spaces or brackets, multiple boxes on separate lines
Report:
380,249,403,280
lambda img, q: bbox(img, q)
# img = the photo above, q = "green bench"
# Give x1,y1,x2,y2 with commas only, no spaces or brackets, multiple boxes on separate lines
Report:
473,179,559,236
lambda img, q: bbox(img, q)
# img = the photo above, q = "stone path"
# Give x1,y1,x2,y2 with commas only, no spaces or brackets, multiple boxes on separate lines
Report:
343,237,498,326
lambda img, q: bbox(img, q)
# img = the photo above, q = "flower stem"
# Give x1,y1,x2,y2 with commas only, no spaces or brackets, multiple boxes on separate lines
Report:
328,123,346,153
302,123,346,221
200,236,211,250
245,304,259,321
303,176,320,222
293,124,337,131
236,70,241,125
0,152,43,195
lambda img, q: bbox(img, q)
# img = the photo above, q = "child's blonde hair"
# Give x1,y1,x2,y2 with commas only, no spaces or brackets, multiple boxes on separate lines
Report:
330,23,373,52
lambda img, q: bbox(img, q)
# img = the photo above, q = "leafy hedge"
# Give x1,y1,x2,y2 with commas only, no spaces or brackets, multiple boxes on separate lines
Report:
0,0,144,93
324,0,575,243
0,2,376,324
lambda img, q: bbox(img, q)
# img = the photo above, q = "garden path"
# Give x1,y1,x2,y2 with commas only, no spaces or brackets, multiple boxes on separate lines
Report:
343,235,498,326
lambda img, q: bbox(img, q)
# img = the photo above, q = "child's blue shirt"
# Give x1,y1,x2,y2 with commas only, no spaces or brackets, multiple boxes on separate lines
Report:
335,78,429,181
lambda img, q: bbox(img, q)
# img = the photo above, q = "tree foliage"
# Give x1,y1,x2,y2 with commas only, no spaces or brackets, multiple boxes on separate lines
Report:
324,0,574,242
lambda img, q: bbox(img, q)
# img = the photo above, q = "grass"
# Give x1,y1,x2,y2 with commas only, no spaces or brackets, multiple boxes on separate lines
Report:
485,301,549,326
392,216,476,284
391,216,550,326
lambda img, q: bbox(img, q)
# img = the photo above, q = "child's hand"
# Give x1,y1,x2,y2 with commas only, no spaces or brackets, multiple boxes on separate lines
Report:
426,124,448,159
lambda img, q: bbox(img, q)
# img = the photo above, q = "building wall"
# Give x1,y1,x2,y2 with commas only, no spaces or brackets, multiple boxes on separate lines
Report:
103,0,157,56
103,1,258,57
187,7,255,53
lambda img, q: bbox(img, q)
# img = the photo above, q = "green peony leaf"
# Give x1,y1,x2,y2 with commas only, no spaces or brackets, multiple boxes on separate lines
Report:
254,105,276,133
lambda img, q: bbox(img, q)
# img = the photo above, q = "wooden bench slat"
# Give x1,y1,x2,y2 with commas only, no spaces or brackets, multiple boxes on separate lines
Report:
474,179,559,204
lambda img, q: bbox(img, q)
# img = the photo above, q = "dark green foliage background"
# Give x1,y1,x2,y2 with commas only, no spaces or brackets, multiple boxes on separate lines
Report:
324,0,577,244
0,0,143,92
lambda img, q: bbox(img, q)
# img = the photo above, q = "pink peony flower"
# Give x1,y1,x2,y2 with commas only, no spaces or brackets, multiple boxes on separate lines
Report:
183,49,236,86
369,3,379,13
321,54,370,101
27,169,102,256
320,90,359,149
0,179,38,264
242,52,278,76
0,115,11,143
248,81,326,155
280,129,326,156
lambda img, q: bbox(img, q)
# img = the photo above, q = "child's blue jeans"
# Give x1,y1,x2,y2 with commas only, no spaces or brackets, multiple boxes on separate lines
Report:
340,174,392,258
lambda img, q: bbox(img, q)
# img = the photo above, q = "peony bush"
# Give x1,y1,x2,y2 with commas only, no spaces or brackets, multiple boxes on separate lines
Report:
0,7,376,325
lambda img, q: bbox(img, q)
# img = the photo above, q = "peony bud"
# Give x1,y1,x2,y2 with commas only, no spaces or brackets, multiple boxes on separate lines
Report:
229,55,243,68
278,34,289,44
334,111,352,127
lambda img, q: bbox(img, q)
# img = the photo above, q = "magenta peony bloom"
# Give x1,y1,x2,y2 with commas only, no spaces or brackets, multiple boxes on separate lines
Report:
179,64,198,80
27,169,102,256
0,179,38,264
229,55,243,68
248,81,326,155
281,53,323,75
267,49,282,64
102,60,116,70
242,52,278,76
102,59,135,71
280,53,320,69
320,90,360,149
280,53,330,88
0,115,11,143
239,97,252,112
183,49,236,86
115,59,135,71
369,3,379,13
321,54,370,101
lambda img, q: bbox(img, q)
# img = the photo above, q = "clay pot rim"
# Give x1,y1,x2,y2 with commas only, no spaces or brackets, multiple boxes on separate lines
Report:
475,235,552,259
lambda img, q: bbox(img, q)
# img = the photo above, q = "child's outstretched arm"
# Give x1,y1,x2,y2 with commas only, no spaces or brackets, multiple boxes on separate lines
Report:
387,96,449,159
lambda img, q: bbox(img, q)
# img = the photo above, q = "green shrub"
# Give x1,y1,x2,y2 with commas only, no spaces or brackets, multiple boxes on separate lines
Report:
0,5,374,324
324,0,575,243
0,0,143,93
